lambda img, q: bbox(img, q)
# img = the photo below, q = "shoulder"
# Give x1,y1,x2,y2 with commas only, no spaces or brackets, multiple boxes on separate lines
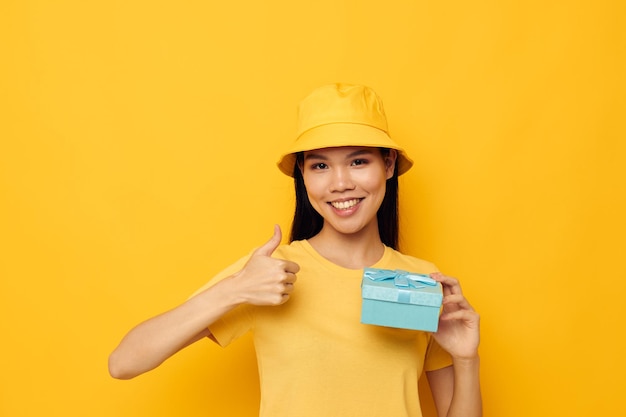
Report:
384,247,439,274
272,240,311,261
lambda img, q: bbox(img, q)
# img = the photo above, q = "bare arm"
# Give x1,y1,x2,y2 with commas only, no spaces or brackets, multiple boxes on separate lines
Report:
427,358,481,417
108,225,299,380
108,280,238,380
427,273,482,417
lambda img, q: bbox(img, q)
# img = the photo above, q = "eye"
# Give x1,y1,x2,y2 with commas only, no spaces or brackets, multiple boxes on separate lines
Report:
311,162,328,170
351,159,369,166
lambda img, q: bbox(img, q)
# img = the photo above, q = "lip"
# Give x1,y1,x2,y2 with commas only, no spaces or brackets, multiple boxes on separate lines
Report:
327,198,364,214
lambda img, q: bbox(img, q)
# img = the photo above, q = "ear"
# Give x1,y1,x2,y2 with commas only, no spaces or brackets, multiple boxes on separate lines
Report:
384,149,398,179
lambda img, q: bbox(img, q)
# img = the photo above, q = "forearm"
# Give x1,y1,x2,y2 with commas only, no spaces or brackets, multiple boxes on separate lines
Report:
108,278,240,380
447,356,482,417
108,228,298,380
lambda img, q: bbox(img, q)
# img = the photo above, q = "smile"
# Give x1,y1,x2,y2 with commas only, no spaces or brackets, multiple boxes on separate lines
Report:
329,199,362,210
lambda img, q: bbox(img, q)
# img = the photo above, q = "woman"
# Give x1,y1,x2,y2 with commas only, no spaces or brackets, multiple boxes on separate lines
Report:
109,83,481,417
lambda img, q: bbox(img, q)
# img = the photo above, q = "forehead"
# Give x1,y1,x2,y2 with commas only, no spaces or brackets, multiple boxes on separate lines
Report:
303,146,380,160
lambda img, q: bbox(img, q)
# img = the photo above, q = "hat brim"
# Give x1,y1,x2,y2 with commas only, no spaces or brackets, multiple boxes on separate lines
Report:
277,123,413,177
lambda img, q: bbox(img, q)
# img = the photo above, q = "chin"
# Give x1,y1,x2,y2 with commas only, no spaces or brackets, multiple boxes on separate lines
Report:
327,221,375,237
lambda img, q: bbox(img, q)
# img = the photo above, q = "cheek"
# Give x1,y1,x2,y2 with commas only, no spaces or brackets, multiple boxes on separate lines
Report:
357,170,387,194
372,181,388,202
302,175,325,202
302,174,315,193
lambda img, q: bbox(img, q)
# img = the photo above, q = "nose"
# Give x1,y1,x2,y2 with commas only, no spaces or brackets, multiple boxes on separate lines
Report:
329,166,355,192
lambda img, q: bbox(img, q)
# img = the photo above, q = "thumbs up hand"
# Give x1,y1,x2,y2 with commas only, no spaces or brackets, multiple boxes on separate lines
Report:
229,225,300,306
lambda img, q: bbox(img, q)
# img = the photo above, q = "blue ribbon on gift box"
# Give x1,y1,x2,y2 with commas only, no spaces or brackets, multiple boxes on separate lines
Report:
363,268,437,288
363,268,441,305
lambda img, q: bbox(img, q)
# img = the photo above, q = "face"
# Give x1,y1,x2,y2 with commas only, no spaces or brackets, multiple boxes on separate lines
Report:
300,147,397,238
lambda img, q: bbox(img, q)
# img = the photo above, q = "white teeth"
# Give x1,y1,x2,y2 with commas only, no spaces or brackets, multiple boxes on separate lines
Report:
330,199,360,210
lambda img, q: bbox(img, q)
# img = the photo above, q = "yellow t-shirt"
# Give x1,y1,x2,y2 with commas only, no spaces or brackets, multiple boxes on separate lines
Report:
195,240,452,417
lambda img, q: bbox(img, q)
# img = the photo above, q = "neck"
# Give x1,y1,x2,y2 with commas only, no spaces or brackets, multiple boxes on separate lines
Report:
308,223,385,269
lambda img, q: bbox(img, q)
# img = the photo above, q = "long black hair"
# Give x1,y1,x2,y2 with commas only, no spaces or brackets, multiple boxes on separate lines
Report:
289,148,400,250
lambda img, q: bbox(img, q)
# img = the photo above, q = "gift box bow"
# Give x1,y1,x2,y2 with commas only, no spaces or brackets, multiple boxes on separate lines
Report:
363,268,437,288
362,268,442,306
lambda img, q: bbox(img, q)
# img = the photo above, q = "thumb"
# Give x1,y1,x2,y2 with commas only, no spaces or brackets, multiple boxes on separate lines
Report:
253,224,282,257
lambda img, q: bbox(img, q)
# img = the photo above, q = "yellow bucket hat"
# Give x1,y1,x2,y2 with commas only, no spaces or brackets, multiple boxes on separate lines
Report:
277,83,414,177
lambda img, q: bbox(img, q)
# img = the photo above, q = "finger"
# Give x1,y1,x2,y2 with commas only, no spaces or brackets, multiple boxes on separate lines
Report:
430,272,453,297
282,271,298,284
430,272,463,295
253,225,282,257
440,309,480,324
282,282,295,294
442,293,474,311
282,260,300,274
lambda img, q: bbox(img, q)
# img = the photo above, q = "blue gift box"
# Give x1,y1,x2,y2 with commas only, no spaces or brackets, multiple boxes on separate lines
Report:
361,268,443,332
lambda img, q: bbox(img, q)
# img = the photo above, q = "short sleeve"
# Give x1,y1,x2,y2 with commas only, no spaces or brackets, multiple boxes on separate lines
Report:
209,303,254,347
423,335,453,372
188,254,250,297
188,254,254,348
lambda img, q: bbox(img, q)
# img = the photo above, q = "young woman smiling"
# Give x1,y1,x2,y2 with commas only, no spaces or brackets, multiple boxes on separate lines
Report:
109,83,482,417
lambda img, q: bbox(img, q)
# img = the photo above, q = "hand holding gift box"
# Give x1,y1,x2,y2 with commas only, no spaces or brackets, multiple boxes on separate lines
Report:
361,268,443,332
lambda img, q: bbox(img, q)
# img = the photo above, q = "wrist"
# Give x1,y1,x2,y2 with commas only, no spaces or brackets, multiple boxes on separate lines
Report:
193,275,246,316
211,274,248,307
452,354,480,369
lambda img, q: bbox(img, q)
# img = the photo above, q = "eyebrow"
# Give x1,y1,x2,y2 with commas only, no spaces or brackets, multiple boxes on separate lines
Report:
303,149,376,161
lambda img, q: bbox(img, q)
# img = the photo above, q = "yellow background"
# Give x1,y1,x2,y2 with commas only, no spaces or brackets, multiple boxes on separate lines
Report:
1,1,624,416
